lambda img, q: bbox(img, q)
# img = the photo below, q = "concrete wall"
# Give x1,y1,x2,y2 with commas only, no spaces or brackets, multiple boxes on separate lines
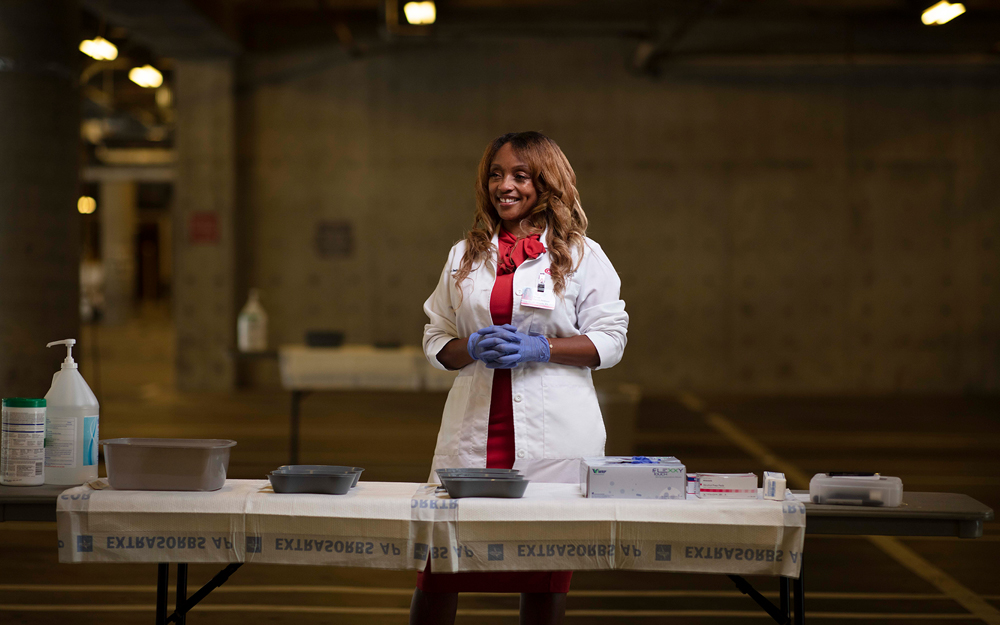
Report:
100,181,137,325
174,59,236,391
238,40,1000,393
0,0,80,396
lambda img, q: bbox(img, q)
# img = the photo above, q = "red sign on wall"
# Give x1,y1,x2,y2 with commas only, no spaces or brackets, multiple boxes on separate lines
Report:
188,212,220,244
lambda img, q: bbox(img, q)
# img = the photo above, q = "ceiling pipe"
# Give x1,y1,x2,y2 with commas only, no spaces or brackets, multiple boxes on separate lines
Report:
633,0,728,75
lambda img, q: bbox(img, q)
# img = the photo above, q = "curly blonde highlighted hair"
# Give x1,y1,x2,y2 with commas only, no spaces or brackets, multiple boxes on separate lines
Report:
455,131,588,296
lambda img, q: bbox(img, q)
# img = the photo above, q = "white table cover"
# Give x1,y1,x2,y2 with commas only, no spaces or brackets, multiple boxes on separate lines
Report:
58,480,804,578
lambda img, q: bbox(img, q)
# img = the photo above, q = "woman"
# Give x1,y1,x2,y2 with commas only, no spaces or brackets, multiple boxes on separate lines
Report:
414,131,628,625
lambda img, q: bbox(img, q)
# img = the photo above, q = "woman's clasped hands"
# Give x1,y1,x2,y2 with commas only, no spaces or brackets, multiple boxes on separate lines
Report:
467,324,551,369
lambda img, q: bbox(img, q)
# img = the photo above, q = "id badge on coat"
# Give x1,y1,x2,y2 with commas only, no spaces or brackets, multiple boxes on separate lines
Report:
520,271,556,310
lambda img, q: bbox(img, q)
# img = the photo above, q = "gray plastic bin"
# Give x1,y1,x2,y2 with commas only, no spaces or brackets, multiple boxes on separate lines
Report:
101,438,237,491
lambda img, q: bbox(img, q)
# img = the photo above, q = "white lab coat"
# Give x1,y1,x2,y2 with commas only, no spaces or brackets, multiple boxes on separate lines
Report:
422,228,628,483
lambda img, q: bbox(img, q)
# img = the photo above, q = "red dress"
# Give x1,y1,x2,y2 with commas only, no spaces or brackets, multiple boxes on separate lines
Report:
417,229,573,594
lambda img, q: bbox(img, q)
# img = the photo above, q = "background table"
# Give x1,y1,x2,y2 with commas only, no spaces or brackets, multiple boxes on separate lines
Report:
278,345,457,463
276,345,642,464
0,483,64,522
799,491,992,539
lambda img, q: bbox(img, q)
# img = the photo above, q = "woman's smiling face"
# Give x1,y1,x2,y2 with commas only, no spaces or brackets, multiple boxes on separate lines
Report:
488,142,538,233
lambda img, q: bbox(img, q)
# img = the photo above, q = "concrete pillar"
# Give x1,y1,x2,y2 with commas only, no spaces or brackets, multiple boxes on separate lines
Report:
0,0,80,395
99,180,137,325
173,59,236,390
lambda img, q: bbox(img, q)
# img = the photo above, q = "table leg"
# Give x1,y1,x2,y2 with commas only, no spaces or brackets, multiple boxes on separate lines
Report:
155,563,169,625
175,563,188,625
793,556,805,625
289,391,302,465
780,577,790,620
728,574,789,624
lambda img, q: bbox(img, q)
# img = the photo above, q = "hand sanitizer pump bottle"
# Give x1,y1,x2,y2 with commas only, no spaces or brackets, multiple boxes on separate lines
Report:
237,289,268,352
44,339,99,485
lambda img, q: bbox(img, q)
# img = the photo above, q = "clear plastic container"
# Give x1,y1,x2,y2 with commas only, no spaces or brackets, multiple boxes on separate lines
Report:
809,473,903,507
101,438,236,491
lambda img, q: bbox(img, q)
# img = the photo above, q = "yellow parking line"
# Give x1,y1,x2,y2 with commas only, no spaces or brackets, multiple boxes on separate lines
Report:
869,535,1000,624
703,412,811,487
685,395,1000,625
0,604,983,619
809,534,1000,542
677,392,706,413
0,584,955,600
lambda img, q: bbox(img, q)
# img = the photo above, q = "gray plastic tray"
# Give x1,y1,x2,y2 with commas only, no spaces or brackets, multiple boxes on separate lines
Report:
440,476,530,499
273,465,363,487
268,471,354,494
437,468,520,475
436,469,522,480
100,438,236,492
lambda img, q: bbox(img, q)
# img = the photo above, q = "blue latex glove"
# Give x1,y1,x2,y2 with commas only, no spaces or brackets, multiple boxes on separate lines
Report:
475,324,550,369
467,325,515,362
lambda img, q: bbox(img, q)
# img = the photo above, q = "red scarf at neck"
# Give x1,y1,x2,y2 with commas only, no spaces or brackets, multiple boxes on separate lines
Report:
497,229,545,275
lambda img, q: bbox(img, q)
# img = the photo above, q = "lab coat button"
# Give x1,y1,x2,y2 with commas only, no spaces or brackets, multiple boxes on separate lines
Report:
515,289,522,296
514,394,523,402
517,450,526,458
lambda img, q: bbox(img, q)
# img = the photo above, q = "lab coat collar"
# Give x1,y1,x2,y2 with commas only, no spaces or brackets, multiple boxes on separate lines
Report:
490,223,550,274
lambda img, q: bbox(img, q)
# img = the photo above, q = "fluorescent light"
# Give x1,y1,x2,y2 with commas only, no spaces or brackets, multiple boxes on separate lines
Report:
77,196,97,215
403,1,436,25
921,1,966,25
79,36,118,61
129,64,163,89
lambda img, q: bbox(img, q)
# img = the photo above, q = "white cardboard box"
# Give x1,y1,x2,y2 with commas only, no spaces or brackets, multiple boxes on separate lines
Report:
581,456,686,499
697,473,758,499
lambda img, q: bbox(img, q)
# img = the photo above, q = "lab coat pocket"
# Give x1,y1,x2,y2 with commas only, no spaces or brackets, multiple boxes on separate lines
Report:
541,377,605,459
436,375,473,457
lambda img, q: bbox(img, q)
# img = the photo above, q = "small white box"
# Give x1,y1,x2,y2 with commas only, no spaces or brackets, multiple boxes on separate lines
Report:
763,471,786,501
581,457,686,499
697,473,758,499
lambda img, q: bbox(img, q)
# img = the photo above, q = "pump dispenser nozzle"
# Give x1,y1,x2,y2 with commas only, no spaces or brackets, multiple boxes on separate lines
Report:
46,339,78,369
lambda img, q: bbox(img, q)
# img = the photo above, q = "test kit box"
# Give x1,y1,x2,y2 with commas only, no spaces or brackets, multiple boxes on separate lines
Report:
697,473,758,499
580,457,686,500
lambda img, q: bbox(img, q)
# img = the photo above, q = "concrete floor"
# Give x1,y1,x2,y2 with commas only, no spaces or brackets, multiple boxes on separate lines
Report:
2,310,998,624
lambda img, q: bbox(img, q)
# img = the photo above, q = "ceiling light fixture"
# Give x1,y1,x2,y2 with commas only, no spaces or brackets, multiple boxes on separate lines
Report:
921,1,966,25
79,36,118,61
77,196,97,215
129,64,163,89
403,1,436,25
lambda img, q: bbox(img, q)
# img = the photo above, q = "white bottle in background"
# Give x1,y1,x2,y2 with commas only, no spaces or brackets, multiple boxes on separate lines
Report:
44,339,99,485
237,289,268,352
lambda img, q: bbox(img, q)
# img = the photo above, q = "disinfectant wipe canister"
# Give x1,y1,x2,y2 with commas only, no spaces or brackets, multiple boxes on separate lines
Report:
1,398,46,486
44,339,99,485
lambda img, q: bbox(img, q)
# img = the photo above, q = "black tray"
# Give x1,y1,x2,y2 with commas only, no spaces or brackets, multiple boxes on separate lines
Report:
437,468,520,475
436,469,523,480
268,472,355,495
273,465,364,487
440,476,530,499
